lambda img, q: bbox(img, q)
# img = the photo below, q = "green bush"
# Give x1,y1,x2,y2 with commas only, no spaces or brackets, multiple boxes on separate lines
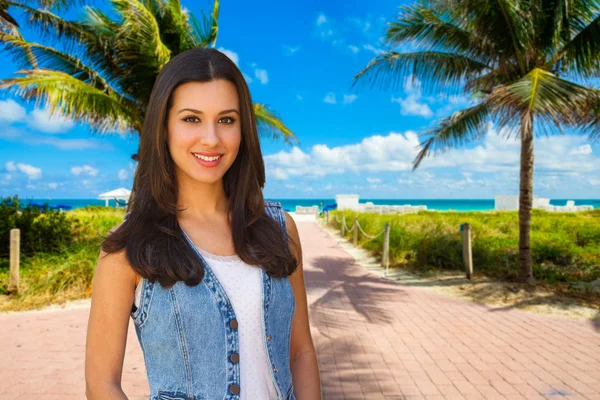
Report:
327,208,600,285
0,195,79,256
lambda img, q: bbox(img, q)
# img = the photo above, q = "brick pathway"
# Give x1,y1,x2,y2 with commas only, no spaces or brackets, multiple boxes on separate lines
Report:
1,220,600,399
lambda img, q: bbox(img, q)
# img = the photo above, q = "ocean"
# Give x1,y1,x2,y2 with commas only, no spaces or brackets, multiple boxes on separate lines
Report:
11,197,600,212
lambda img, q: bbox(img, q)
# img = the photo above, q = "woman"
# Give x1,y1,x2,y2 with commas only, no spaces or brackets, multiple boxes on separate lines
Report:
85,47,321,400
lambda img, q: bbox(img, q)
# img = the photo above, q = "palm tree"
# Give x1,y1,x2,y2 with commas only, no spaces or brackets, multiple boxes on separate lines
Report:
353,0,600,284
0,0,299,161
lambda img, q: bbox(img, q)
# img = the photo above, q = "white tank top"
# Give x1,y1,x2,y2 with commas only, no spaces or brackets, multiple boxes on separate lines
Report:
133,247,279,400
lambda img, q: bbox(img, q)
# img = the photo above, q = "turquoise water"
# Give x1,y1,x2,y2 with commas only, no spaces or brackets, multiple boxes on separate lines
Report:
12,197,600,212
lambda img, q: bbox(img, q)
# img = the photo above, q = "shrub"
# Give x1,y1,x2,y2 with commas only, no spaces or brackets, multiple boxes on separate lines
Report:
0,195,78,256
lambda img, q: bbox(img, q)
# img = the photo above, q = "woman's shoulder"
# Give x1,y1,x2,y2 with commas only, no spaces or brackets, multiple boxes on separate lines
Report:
100,222,139,289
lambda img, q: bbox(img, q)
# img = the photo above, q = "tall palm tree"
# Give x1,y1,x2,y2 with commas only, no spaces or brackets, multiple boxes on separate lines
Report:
0,0,298,161
353,0,600,284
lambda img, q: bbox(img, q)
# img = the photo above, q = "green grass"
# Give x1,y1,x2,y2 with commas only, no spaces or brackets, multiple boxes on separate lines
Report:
326,209,600,286
0,207,126,312
2,206,599,311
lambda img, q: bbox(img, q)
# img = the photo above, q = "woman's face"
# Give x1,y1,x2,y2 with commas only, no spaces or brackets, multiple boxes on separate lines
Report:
166,79,242,185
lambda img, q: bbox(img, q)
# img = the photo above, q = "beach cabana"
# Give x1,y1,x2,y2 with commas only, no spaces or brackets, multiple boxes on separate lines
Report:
98,188,131,208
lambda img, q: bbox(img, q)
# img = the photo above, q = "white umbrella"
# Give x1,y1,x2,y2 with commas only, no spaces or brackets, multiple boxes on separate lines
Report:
98,187,131,207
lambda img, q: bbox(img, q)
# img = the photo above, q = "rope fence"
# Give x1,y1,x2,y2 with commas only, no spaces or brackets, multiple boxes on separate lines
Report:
322,209,473,279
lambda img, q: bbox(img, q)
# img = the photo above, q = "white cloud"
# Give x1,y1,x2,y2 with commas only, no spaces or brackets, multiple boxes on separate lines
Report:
569,144,592,156
391,76,433,118
343,94,358,104
283,45,301,56
12,162,42,180
323,92,336,104
392,96,433,118
434,94,475,117
254,69,268,84
0,127,104,150
273,168,289,180
217,47,239,66
314,12,337,42
48,182,58,189
348,45,360,53
265,131,420,180
118,169,128,180
362,44,384,55
242,73,253,84
71,165,98,176
0,99,26,122
39,137,100,150
5,161,16,172
264,125,600,198
28,107,75,133
316,13,327,26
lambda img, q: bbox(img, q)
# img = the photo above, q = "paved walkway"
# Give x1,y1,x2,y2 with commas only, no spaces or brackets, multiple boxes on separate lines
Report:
1,221,600,399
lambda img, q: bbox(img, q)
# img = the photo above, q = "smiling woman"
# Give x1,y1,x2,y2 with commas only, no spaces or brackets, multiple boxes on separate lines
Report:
167,80,242,179
85,47,321,400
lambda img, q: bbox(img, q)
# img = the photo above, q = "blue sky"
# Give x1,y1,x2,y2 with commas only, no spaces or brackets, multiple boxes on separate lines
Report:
1,0,599,200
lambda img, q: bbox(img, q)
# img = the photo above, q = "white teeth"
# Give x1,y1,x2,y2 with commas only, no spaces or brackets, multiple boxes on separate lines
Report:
194,154,222,161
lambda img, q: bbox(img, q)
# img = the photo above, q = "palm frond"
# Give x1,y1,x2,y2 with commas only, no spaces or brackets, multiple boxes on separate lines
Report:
253,103,299,145
352,51,489,95
549,14,600,78
486,68,598,135
187,0,219,48
432,0,532,72
0,30,38,68
1,1,19,28
112,0,171,69
579,88,600,140
386,4,492,65
8,2,89,49
412,101,490,169
0,69,141,133
0,32,116,93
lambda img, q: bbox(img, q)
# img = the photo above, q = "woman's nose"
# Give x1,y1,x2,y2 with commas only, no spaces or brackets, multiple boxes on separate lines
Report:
200,122,219,146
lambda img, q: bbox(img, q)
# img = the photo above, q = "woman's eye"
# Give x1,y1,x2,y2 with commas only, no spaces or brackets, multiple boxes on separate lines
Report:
220,116,236,124
182,116,235,124
183,115,200,123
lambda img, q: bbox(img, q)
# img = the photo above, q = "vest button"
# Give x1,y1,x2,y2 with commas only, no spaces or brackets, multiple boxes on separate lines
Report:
273,368,278,373
230,384,240,395
267,335,272,340
230,353,240,363
229,319,238,329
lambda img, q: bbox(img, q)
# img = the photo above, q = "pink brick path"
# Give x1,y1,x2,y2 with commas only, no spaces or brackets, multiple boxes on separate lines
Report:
1,221,600,399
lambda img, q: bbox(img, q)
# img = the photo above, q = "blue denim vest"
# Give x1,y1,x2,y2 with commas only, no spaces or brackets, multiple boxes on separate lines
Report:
128,201,296,400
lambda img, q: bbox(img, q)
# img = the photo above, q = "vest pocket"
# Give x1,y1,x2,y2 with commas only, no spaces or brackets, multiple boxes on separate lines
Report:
157,390,193,400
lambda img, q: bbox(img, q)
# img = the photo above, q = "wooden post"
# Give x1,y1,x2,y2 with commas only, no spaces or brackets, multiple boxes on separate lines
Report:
382,222,390,276
8,228,20,294
461,223,473,279
341,214,345,236
353,217,358,246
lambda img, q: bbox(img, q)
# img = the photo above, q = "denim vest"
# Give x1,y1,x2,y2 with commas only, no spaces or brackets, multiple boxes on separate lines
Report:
128,201,296,400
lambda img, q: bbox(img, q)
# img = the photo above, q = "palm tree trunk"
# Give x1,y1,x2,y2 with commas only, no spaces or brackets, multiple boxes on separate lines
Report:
518,111,535,285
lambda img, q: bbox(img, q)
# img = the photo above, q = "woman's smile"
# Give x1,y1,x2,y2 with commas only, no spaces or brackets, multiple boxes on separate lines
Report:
192,152,224,167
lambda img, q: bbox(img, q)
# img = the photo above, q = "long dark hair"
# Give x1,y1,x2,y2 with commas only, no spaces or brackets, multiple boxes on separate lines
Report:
101,47,298,288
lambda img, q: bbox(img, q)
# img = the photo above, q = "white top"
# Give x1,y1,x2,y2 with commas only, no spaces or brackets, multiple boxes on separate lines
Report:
134,247,279,400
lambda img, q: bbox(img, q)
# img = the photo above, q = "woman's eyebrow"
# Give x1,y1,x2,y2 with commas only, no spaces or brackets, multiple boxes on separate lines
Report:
176,108,239,115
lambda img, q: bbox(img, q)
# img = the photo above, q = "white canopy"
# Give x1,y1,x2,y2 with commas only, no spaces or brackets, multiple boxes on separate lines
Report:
98,187,131,207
